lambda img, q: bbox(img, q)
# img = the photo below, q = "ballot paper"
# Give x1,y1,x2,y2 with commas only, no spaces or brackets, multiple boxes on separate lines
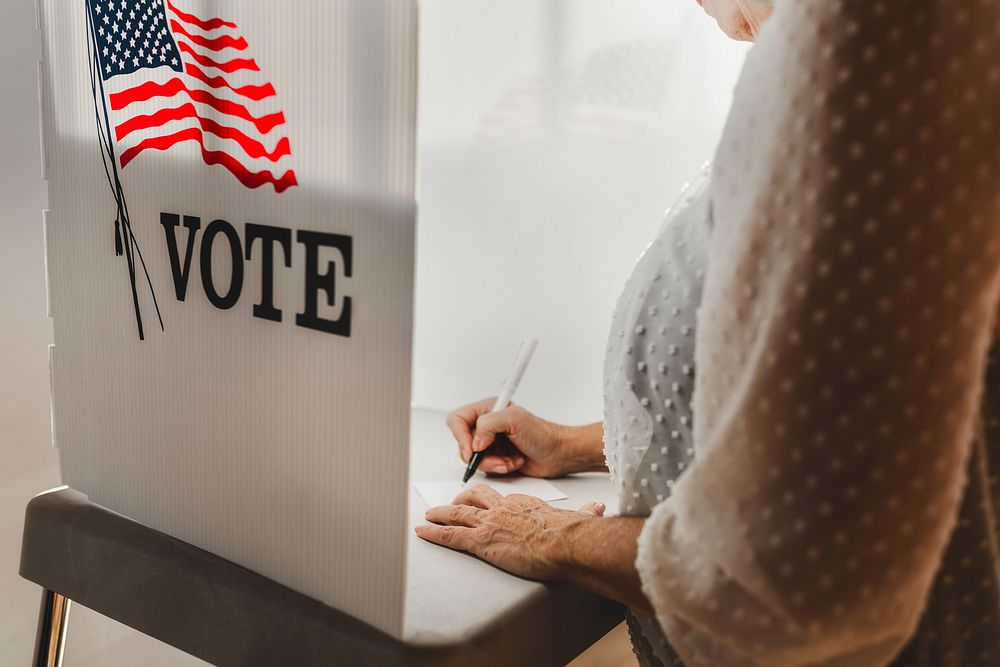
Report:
415,476,568,508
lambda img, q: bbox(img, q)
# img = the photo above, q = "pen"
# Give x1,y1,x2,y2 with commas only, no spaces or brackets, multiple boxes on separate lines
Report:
462,337,538,483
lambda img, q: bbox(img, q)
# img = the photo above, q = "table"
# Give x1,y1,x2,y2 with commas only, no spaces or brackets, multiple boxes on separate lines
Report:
20,408,624,666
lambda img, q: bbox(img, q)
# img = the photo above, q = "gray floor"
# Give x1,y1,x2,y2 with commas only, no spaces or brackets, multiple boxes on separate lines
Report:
0,423,208,666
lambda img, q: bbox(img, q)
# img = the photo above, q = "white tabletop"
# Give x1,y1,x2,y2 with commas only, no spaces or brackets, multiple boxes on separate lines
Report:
403,407,620,645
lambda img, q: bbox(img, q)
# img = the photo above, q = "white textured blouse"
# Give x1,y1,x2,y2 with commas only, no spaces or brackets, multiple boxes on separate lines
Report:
605,1,1000,665
603,167,713,666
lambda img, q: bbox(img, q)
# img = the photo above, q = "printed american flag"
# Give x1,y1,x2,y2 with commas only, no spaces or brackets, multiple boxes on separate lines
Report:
473,41,674,151
87,0,297,192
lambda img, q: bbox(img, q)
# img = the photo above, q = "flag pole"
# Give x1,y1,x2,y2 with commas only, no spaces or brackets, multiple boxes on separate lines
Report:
85,0,164,340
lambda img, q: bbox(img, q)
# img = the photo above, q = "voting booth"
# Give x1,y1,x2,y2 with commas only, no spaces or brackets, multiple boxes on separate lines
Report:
32,1,749,660
40,0,418,637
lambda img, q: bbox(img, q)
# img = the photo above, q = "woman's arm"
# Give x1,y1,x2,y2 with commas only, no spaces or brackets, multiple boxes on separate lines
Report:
560,421,609,474
557,514,648,610
633,1,1000,665
416,484,648,609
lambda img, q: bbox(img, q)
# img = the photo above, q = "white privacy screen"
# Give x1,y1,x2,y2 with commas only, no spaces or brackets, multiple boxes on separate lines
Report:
40,0,417,637
413,0,750,424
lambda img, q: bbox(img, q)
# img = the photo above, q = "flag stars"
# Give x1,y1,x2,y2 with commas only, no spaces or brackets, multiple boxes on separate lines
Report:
91,0,183,79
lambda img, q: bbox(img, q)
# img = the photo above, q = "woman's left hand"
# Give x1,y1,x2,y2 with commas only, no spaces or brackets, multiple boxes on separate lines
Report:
415,484,606,581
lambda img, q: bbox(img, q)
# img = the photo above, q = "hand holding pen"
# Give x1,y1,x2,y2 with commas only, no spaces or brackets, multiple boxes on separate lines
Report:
460,338,538,482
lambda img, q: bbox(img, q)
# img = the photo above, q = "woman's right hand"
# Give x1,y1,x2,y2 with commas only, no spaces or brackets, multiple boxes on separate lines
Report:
446,399,602,478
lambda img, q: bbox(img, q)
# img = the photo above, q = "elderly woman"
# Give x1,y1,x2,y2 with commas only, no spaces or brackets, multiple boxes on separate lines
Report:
416,1,1000,665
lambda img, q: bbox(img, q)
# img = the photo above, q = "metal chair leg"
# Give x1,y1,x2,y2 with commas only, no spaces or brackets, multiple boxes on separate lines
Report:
32,590,71,667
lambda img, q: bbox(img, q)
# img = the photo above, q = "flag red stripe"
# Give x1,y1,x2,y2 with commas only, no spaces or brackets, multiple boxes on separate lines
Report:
166,0,237,31
114,103,291,161
176,41,259,73
110,78,285,135
119,127,298,192
183,62,275,101
170,19,247,52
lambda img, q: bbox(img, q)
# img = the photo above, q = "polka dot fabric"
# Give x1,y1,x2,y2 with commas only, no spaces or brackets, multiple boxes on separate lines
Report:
626,1,1000,665
603,168,712,666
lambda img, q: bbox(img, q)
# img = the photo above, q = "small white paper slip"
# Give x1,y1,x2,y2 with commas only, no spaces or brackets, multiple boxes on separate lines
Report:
414,476,568,508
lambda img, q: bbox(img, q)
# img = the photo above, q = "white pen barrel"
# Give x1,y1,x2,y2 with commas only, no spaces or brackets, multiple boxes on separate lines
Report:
491,390,513,413
491,338,538,413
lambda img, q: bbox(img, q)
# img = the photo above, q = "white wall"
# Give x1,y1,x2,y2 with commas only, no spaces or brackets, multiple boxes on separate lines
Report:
412,0,748,423
1,0,53,453
1,3,62,663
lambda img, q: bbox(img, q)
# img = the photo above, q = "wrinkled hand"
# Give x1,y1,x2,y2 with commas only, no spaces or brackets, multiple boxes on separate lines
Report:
415,484,606,581
446,399,574,477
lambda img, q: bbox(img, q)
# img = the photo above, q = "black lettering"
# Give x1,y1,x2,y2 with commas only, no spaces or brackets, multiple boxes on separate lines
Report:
245,223,292,322
200,219,244,310
295,229,352,337
160,212,202,301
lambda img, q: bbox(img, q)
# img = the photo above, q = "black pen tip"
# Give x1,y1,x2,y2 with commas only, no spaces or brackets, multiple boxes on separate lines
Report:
463,451,482,484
